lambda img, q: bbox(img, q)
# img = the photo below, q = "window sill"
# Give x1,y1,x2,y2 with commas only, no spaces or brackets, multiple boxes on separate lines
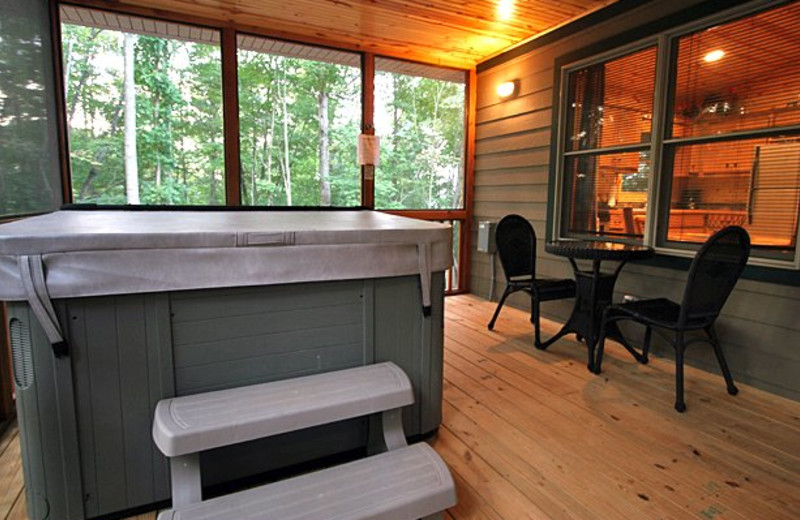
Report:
646,248,800,286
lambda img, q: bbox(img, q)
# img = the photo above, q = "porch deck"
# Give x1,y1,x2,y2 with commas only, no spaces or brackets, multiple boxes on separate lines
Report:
1,294,798,519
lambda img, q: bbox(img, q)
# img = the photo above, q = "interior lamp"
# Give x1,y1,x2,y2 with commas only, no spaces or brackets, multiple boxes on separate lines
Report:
703,49,725,63
497,80,519,99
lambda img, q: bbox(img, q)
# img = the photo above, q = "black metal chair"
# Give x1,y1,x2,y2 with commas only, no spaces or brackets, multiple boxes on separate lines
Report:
487,215,576,348
595,226,751,412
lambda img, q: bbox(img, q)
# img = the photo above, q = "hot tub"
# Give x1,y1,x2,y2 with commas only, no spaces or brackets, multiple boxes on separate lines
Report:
0,209,451,520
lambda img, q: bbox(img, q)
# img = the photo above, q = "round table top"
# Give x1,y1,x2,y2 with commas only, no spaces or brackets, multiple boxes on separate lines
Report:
545,240,655,261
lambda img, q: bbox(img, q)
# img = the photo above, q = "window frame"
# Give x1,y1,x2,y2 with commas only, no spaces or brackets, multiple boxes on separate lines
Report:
551,0,800,270
553,39,663,243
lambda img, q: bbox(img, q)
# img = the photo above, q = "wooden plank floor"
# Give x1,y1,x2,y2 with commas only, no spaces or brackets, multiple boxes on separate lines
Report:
2,293,799,519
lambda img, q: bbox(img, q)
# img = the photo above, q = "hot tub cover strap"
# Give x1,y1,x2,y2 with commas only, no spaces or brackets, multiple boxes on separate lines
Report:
18,255,68,357
0,211,452,322
418,241,432,315
12,244,435,359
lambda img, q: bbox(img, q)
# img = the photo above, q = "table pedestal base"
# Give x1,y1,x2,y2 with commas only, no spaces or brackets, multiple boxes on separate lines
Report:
536,259,647,371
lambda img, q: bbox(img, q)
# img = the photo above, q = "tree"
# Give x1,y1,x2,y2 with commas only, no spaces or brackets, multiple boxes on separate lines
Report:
375,71,465,210
58,24,463,212
318,85,331,206
124,33,140,204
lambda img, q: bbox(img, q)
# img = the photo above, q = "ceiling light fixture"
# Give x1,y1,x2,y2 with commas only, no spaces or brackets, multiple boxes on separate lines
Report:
703,49,725,62
498,0,514,21
497,80,518,99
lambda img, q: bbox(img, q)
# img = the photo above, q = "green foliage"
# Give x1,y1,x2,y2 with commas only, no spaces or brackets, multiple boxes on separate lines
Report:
238,52,361,206
375,73,466,210
63,25,224,206
60,24,465,210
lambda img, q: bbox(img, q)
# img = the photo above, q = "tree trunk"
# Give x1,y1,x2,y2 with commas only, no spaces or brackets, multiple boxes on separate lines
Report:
250,124,258,204
67,28,101,122
266,106,275,204
155,97,161,186
210,167,217,203
427,84,444,207
391,75,399,148
279,65,292,205
63,38,74,105
77,104,123,201
317,87,331,206
123,33,140,204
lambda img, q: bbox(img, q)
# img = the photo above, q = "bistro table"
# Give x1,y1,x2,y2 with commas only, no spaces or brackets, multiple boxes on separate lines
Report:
540,240,655,371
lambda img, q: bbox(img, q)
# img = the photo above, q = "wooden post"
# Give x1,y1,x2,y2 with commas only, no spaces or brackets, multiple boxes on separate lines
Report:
361,53,375,209
461,68,477,293
222,28,241,206
50,0,73,206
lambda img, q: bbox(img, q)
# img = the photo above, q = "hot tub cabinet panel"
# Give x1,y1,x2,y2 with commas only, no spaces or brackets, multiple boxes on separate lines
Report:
8,273,445,520
1,210,450,520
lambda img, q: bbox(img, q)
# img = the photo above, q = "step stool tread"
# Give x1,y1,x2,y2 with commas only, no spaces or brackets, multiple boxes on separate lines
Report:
153,362,413,457
157,443,455,520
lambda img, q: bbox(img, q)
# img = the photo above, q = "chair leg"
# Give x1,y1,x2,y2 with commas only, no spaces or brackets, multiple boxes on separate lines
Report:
593,309,610,374
532,297,543,348
706,325,738,396
642,326,652,364
586,337,596,374
534,328,570,351
674,331,686,413
488,285,512,330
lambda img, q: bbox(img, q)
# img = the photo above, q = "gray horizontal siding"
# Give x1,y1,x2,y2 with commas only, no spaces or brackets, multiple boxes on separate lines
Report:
477,109,553,140
471,0,800,400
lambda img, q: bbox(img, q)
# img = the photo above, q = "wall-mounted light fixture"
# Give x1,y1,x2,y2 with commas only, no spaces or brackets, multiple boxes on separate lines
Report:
497,79,519,100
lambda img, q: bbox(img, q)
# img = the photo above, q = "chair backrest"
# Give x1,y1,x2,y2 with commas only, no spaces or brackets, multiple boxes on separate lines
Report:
495,214,536,280
679,226,751,326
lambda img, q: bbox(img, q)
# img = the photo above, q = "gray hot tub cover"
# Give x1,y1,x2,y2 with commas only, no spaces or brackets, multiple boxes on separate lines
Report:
0,210,452,352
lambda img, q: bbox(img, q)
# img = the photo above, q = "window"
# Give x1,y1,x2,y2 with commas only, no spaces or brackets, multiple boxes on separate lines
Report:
0,0,62,218
560,46,657,239
661,1,800,259
237,36,361,206
374,58,466,210
555,0,800,268
60,6,224,205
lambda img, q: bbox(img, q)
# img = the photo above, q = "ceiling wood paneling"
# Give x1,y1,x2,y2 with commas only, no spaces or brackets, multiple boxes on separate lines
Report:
80,0,620,68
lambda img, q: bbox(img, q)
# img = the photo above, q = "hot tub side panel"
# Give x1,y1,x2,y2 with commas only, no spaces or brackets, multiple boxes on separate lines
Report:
8,303,85,520
9,273,445,519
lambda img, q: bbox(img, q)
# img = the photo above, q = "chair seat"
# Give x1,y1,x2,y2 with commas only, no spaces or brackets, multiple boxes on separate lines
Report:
533,278,576,301
608,298,710,329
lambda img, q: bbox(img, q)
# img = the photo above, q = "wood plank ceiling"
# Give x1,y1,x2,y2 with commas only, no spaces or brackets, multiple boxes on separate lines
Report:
99,0,621,69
